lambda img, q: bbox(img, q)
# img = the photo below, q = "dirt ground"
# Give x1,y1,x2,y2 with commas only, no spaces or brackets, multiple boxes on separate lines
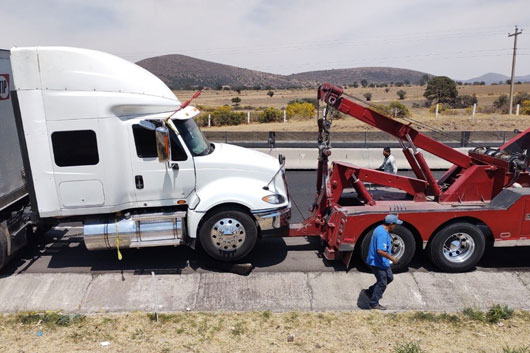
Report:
1,310,529,353
174,84,530,133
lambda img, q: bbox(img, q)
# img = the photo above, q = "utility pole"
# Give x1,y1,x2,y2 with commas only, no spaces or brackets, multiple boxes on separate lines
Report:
508,25,523,115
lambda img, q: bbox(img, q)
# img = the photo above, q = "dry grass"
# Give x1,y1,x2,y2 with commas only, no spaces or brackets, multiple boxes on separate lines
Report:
176,83,530,110
1,310,529,353
174,84,530,133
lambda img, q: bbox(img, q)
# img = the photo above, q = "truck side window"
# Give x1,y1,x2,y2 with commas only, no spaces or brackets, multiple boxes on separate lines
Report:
132,125,187,161
51,130,99,167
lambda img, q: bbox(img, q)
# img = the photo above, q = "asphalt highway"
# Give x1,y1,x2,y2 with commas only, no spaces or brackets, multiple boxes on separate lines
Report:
2,170,530,276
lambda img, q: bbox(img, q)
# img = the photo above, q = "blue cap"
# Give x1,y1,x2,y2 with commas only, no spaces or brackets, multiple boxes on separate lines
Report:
384,214,403,225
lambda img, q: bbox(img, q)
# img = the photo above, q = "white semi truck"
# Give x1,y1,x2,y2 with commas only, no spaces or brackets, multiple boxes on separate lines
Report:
0,47,290,269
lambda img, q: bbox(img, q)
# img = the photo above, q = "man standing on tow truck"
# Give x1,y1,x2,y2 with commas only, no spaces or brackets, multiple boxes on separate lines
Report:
378,147,397,174
365,214,401,310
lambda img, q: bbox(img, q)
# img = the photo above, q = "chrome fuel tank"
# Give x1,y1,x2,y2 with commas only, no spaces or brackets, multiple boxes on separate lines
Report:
84,211,185,250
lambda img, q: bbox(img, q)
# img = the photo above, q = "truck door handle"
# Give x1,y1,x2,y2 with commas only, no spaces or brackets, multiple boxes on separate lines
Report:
135,175,144,189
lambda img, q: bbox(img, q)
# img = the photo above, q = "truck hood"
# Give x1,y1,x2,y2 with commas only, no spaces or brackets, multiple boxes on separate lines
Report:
195,143,279,175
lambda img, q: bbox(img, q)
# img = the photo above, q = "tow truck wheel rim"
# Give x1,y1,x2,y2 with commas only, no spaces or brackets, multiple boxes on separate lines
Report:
210,217,246,251
390,233,406,259
442,232,475,263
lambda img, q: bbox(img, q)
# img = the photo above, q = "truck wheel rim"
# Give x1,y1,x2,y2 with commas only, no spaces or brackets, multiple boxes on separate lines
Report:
390,233,405,260
210,218,246,251
442,232,475,263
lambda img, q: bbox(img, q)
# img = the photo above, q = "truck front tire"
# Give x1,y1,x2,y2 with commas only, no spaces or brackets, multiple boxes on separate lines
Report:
0,231,7,270
199,209,257,262
427,222,485,272
360,225,416,272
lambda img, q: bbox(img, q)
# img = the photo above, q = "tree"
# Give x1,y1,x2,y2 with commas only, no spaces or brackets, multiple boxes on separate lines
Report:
363,92,372,101
267,90,274,98
384,88,390,93
352,81,359,88
231,97,241,105
397,90,406,100
423,76,458,105
361,79,368,88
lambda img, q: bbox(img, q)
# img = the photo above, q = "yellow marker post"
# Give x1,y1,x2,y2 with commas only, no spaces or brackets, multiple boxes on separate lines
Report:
115,217,123,261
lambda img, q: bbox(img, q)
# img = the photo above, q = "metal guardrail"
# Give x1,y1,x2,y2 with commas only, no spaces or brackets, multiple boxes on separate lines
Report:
204,131,517,148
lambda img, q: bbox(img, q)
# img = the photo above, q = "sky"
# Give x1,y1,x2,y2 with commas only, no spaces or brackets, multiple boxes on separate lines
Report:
2,0,529,80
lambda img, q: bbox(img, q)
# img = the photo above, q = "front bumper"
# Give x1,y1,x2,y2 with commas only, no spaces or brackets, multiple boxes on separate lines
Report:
252,206,291,237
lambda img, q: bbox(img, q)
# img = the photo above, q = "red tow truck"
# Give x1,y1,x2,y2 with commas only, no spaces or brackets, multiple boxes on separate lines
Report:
288,83,530,272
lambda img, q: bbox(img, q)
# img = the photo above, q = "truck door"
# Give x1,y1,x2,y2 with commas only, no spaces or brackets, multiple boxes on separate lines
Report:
129,122,195,207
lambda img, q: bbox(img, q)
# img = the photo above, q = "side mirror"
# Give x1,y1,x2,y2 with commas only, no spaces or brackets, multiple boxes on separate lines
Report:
139,120,156,131
155,126,171,163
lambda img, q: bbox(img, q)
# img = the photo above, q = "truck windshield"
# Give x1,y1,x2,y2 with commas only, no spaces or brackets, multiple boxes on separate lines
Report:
173,118,210,156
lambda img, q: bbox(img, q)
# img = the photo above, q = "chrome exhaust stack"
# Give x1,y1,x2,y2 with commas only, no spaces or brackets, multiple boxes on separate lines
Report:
83,211,186,250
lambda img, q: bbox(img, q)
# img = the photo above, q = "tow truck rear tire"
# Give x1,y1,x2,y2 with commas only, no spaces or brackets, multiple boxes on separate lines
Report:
427,222,485,273
360,225,416,272
199,208,257,262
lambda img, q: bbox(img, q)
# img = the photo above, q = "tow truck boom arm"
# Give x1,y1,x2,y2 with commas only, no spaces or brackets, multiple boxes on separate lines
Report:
318,83,472,168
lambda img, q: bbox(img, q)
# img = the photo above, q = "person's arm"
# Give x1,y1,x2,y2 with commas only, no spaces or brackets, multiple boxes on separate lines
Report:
378,158,386,171
377,249,399,264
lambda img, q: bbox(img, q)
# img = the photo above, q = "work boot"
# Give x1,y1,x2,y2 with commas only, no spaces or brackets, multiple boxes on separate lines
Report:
370,304,387,310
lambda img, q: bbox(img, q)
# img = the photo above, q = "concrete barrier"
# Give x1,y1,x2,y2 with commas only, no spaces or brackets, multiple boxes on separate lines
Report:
255,147,471,170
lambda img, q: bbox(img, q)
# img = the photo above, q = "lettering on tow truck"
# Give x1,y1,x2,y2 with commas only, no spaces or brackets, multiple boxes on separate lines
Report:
0,74,9,100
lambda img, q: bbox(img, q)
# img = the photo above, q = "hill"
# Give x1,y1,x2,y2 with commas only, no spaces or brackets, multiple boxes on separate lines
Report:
136,55,433,89
288,67,430,86
461,72,530,84
136,54,311,90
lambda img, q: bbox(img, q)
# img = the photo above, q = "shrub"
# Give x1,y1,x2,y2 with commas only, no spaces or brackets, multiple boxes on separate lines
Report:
454,94,478,108
429,103,449,114
231,97,241,105
486,304,514,323
211,106,245,126
394,341,425,353
373,101,410,118
363,92,372,101
286,102,315,119
194,114,210,127
520,100,530,115
267,90,274,98
258,107,283,123
515,92,530,105
397,89,407,100
462,307,484,321
287,98,319,108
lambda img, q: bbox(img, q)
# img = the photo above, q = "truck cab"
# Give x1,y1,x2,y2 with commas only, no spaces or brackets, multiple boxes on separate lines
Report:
2,46,290,264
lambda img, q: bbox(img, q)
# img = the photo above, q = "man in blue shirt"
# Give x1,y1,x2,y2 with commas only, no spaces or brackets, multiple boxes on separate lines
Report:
365,214,402,310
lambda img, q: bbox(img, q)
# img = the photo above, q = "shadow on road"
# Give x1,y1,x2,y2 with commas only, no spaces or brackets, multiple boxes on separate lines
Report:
2,226,530,277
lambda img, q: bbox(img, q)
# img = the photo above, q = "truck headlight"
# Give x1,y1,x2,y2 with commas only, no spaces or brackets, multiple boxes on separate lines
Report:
262,194,286,204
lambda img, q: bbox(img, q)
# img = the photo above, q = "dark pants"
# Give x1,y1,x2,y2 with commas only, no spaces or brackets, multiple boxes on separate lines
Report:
368,265,394,307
